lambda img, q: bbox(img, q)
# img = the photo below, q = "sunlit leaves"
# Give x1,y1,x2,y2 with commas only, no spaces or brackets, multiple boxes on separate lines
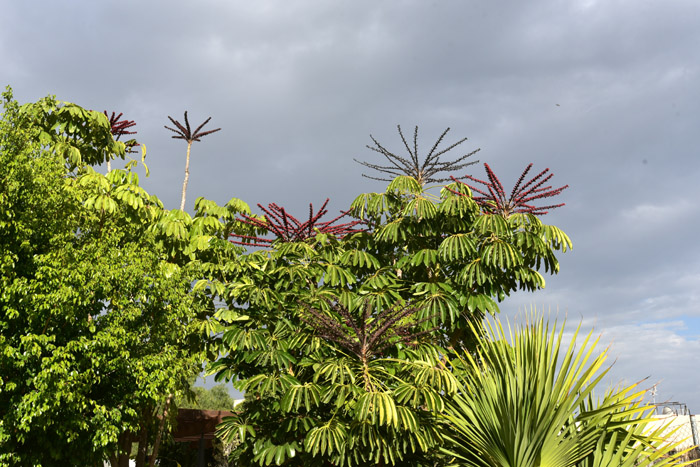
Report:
212,167,572,465
441,315,688,467
1,93,211,465
439,234,477,261
305,420,348,458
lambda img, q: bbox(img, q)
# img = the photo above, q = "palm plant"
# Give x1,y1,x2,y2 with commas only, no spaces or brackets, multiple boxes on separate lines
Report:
441,315,690,467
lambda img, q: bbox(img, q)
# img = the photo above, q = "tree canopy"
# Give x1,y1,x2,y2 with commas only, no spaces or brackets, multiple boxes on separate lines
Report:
0,89,241,466
1,88,621,467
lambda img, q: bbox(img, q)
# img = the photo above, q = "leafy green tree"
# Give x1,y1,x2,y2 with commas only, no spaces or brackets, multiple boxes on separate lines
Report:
440,315,690,467
179,384,237,411
0,90,237,466
211,167,571,465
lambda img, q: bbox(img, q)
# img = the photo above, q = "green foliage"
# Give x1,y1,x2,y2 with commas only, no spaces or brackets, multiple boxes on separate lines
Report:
1,85,580,466
0,89,233,466
440,315,691,467
211,172,571,465
179,384,237,411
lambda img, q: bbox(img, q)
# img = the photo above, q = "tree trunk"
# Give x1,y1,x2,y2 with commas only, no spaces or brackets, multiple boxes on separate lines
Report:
148,394,173,467
115,431,133,467
180,142,192,211
134,408,152,467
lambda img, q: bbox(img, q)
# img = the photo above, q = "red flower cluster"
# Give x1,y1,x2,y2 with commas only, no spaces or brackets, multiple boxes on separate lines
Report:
230,199,365,247
453,163,568,216
104,111,139,152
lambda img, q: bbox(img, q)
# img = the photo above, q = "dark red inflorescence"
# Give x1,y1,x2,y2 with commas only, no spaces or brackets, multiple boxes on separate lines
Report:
104,111,139,152
452,163,568,216
230,199,365,247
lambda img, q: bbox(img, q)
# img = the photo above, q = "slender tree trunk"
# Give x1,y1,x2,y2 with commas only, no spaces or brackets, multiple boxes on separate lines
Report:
135,408,152,467
115,431,133,467
107,159,112,172
180,142,192,211
148,394,173,467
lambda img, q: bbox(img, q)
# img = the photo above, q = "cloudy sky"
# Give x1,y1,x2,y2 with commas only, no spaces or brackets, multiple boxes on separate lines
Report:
2,0,699,410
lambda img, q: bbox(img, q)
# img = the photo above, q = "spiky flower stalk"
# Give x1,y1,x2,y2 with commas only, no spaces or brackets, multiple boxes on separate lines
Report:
165,111,221,211
103,111,138,171
452,163,568,216
230,199,365,247
300,300,436,390
355,125,480,186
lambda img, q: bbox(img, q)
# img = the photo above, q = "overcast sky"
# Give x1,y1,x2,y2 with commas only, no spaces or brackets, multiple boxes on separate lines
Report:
2,0,699,411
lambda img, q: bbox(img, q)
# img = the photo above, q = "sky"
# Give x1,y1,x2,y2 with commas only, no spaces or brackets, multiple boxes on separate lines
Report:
2,0,699,410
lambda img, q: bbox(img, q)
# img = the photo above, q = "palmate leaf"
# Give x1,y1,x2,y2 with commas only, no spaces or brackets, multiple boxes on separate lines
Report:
324,263,356,287
312,358,358,386
507,212,543,231
252,439,302,466
466,293,499,315
393,382,444,412
409,248,439,267
459,259,488,287
305,419,349,458
375,218,408,242
386,175,423,194
280,382,322,412
350,192,399,220
543,224,573,252
402,196,438,219
473,214,510,237
416,292,459,324
480,240,522,269
241,373,296,398
216,415,256,444
354,391,399,428
439,233,477,261
221,327,268,350
338,249,381,270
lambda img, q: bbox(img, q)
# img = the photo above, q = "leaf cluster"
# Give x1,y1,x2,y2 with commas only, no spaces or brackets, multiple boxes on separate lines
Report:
440,315,693,467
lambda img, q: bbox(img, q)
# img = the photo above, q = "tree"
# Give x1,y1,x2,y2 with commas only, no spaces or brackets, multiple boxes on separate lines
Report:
165,111,221,211
210,168,571,465
179,384,236,412
0,90,233,466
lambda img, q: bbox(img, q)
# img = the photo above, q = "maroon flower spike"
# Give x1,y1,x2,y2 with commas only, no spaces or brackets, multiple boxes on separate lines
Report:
452,163,568,216
104,111,139,152
230,199,365,247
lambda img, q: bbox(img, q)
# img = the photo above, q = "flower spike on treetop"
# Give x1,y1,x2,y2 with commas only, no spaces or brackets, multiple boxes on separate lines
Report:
453,163,568,216
103,111,139,170
104,111,137,141
230,199,365,247
355,125,480,186
164,111,221,210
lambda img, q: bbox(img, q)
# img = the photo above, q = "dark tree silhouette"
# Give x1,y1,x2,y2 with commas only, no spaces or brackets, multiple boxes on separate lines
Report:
355,125,480,186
